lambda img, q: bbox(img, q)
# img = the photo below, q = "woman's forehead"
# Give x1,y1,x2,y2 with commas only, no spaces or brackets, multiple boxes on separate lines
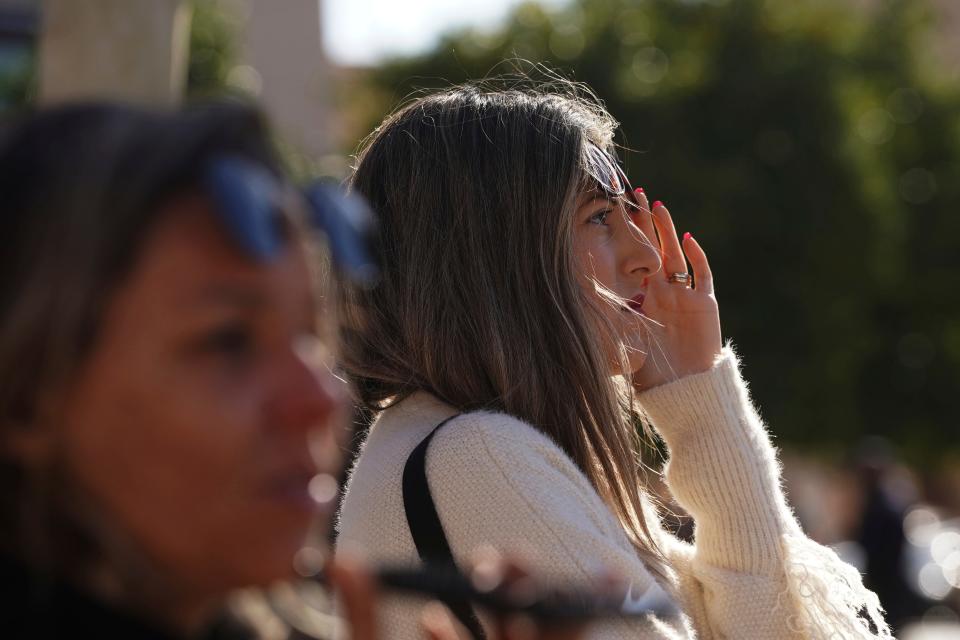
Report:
134,195,312,310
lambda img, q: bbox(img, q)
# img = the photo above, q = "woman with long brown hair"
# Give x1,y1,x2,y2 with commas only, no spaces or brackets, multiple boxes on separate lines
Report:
335,81,890,639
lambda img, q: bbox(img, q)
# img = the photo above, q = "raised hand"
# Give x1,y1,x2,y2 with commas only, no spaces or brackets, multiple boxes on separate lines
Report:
628,188,723,390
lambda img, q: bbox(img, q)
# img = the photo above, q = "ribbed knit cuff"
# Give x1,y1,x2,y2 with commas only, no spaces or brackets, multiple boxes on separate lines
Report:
637,346,796,573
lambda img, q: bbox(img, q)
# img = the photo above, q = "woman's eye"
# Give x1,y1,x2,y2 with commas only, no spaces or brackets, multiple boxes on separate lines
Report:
588,208,612,226
199,324,255,361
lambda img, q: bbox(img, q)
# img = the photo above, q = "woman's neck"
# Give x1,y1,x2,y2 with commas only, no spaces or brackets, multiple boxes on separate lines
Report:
63,488,225,637
79,544,223,637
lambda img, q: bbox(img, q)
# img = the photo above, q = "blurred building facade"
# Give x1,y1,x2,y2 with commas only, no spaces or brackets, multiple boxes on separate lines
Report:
0,0,333,160
38,0,191,106
237,0,332,160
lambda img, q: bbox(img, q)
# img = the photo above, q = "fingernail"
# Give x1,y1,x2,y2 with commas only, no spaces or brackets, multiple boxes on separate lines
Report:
683,232,691,242
634,187,644,195
652,200,663,209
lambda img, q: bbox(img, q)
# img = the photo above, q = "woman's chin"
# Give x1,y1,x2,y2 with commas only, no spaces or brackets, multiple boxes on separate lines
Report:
224,543,308,588
606,346,647,377
621,333,649,373
627,350,648,375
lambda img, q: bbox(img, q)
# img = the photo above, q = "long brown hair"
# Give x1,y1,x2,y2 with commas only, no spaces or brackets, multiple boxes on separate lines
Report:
338,80,669,577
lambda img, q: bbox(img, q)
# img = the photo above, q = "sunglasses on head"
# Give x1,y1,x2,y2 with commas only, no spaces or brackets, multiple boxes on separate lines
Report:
204,155,379,286
583,143,640,209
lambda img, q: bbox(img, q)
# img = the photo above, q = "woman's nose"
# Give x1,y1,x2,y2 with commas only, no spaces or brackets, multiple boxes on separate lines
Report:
619,209,662,279
270,337,344,438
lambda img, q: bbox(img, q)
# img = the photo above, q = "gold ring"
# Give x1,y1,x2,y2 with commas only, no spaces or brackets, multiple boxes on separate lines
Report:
668,272,693,287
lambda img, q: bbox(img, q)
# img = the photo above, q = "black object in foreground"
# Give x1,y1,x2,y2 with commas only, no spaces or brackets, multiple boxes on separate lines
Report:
372,564,674,624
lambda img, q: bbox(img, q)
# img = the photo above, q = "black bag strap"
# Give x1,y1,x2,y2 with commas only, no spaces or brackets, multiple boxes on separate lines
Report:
402,414,487,640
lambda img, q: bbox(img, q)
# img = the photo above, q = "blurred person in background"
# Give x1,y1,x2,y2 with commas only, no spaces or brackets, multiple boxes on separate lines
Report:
852,437,927,632
335,79,892,639
0,101,589,640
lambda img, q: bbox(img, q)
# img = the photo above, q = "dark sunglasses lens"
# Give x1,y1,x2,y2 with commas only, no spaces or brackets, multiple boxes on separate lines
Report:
304,183,379,286
205,155,283,261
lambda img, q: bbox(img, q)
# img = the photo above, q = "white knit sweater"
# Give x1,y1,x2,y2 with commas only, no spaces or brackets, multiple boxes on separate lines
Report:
335,348,890,639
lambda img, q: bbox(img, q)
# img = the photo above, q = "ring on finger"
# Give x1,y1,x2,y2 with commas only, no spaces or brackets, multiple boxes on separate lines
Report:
667,272,693,287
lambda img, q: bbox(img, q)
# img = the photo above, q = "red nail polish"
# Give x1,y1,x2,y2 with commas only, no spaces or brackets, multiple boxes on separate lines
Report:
634,187,644,194
652,200,663,209
683,232,691,242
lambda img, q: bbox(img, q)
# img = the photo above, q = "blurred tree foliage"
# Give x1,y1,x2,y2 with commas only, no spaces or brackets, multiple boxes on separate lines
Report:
347,0,960,463
186,0,240,97
0,43,35,109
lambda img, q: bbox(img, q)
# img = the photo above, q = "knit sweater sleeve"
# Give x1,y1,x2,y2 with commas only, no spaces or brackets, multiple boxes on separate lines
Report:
426,412,692,639
637,345,891,639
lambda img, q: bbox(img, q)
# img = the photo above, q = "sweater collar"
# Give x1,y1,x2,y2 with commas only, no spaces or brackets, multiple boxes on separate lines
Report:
373,391,459,435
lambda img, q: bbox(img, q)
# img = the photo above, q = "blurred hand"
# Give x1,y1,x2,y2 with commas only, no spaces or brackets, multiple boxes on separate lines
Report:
421,603,585,640
325,554,380,640
421,549,588,640
629,189,722,390
328,551,588,640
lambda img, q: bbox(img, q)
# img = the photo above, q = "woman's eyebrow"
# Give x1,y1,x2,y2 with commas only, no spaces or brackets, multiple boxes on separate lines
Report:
180,284,268,310
579,195,614,209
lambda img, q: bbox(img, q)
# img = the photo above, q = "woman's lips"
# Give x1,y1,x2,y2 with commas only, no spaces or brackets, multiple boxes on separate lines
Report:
627,293,645,314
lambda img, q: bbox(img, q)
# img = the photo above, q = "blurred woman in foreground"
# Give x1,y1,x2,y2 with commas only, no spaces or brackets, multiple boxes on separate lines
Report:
0,102,349,638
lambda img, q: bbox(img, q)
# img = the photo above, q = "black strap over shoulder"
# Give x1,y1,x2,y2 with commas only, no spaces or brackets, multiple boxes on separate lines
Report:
402,414,487,640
